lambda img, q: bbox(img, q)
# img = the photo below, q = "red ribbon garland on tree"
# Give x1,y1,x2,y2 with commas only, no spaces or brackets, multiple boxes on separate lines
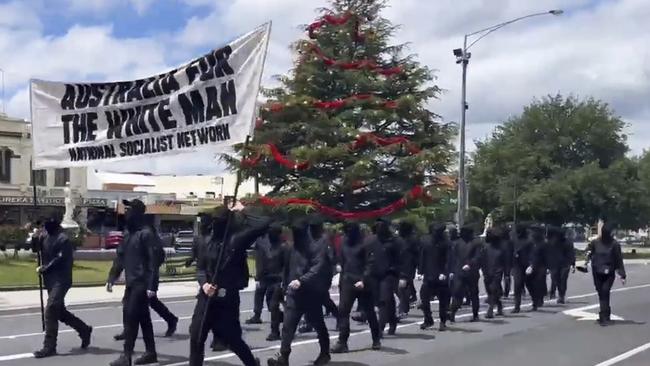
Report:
255,186,425,220
308,13,364,42
310,45,402,76
265,94,399,113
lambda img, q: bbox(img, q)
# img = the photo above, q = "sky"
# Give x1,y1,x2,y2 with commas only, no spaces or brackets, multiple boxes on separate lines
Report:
0,0,649,176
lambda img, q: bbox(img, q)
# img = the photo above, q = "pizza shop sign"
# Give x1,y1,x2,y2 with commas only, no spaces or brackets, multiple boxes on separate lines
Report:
0,196,107,207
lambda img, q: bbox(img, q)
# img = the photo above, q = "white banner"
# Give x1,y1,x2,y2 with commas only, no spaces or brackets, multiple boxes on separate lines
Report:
30,23,271,169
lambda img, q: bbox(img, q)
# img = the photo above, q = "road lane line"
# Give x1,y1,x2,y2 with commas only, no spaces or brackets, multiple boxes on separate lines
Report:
0,353,33,362
594,341,650,366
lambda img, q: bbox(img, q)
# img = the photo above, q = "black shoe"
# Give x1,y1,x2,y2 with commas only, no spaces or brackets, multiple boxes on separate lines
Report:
298,324,314,334
439,322,447,332
211,339,228,352
165,317,178,337
266,332,281,341
470,315,479,322
549,294,556,300
331,342,349,354
33,348,56,359
532,305,538,312
246,315,263,325
372,340,381,350
397,312,408,321
313,353,331,366
420,320,434,330
110,354,132,366
351,313,366,323
388,324,397,336
486,307,494,319
449,311,456,323
511,307,521,314
80,326,92,349
558,297,566,304
134,352,157,365
267,353,289,366
255,358,262,366
114,332,125,341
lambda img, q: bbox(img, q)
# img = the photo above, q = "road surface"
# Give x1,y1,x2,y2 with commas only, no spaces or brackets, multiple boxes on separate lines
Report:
1,264,650,366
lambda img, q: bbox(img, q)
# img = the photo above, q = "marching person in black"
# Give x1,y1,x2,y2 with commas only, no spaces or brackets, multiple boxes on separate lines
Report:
585,223,626,326
419,223,451,331
32,213,92,359
331,222,381,354
511,224,535,313
449,225,483,322
501,227,514,298
482,228,507,318
546,227,575,304
529,226,548,310
109,199,159,366
267,218,331,366
246,223,287,341
370,219,402,336
189,207,270,366
397,221,420,319
109,215,179,343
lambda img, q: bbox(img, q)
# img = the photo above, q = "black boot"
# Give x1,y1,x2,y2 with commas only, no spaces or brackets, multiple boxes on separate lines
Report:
165,317,178,337
246,314,263,325
211,338,228,352
298,323,314,334
114,331,125,341
267,352,289,366
470,314,479,322
387,323,397,336
420,318,434,330
33,348,56,359
449,310,456,323
313,352,331,366
439,322,447,332
266,332,281,341
110,353,132,366
597,312,606,326
372,340,382,350
497,302,504,316
486,306,494,319
330,342,349,354
134,352,158,365
558,296,566,304
80,326,92,349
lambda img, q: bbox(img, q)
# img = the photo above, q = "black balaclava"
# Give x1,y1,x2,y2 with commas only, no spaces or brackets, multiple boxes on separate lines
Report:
124,199,146,232
531,226,545,242
268,224,283,246
343,222,362,246
515,224,528,240
398,221,414,238
374,219,392,241
309,216,324,241
198,213,213,236
211,207,232,240
291,218,311,251
460,225,474,242
431,223,446,243
44,212,62,235
486,228,500,246
601,223,615,243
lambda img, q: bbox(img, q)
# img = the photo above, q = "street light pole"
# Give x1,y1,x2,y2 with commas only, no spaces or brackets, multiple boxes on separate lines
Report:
454,9,563,228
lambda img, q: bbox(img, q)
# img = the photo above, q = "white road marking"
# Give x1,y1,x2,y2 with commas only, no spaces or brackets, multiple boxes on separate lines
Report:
594,341,650,366
0,353,33,362
563,304,623,321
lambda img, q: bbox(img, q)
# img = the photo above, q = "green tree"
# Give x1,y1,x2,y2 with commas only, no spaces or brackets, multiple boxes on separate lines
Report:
228,0,455,218
468,94,644,227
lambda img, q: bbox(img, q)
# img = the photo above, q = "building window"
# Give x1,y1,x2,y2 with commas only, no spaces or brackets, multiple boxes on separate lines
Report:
0,148,13,183
31,170,47,186
55,168,70,187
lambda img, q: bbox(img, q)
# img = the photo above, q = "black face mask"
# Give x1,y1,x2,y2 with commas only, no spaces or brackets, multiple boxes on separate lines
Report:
601,226,614,242
344,224,361,245
375,221,392,240
44,220,60,234
268,228,282,244
125,209,144,231
460,228,474,242
199,218,213,236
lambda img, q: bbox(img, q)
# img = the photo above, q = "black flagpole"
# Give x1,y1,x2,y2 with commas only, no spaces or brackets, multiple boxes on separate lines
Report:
31,166,45,331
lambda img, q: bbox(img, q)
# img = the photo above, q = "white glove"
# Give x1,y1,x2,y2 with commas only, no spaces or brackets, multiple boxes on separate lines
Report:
146,290,156,298
336,265,342,273
449,273,455,280
462,265,470,272
354,281,364,290
525,266,533,275
416,274,424,281
255,281,261,289
106,283,113,293
438,274,447,281
289,280,301,290
399,279,407,288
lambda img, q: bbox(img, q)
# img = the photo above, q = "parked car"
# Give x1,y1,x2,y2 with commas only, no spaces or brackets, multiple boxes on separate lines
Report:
105,231,123,249
174,230,194,251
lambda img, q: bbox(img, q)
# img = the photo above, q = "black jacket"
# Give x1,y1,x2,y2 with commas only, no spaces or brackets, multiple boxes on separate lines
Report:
33,230,74,289
399,233,421,280
419,234,451,282
283,238,330,295
530,238,548,271
108,226,158,291
587,239,626,278
482,242,507,278
254,235,287,283
339,235,375,285
512,237,534,269
365,234,402,279
546,238,576,269
449,238,483,277
501,237,514,274
197,218,270,291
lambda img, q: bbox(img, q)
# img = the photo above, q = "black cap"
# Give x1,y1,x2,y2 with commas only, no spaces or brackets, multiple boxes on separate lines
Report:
122,199,146,214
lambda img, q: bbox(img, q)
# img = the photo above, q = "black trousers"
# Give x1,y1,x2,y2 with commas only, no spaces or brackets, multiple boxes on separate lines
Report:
280,291,329,356
550,266,570,299
512,266,536,309
43,284,89,350
420,279,450,324
484,274,503,309
149,296,178,324
189,291,256,366
377,275,398,331
254,280,283,333
531,269,547,307
398,278,416,314
593,272,616,317
338,279,380,344
502,270,511,297
451,274,480,316
123,284,155,356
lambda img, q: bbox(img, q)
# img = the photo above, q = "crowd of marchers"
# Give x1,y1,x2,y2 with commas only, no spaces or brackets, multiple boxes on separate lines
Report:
29,201,628,366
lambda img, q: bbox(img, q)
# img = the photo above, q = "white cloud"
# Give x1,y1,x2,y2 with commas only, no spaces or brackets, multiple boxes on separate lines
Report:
64,0,155,15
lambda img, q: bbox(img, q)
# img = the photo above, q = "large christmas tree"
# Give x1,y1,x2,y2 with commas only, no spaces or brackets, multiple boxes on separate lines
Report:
230,0,455,220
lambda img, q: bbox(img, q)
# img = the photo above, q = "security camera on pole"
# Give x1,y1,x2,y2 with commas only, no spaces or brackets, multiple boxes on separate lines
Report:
453,9,563,228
